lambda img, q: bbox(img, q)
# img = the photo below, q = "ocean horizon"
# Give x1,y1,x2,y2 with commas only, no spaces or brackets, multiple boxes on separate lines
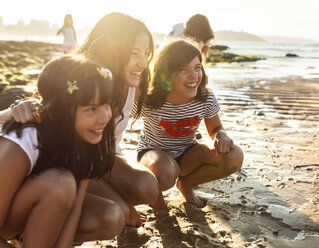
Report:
1,35,318,81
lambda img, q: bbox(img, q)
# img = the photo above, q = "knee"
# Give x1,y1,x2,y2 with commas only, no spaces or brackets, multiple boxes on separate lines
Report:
156,164,179,191
99,203,125,239
225,145,244,174
39,169,77,210
133,171,159,204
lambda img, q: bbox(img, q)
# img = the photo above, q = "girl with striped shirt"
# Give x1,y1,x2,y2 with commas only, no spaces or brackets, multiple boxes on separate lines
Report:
133,39,244,208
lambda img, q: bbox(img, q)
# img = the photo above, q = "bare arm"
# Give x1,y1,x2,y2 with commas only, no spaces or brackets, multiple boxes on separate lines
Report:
57,27,63,35
0,137,30,227
204,114,234,153
54,180,88,248
0,99,39,124
73,27,77,42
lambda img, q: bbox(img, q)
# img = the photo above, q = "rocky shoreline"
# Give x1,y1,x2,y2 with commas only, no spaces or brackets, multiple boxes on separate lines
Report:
0,40,61,109
0,40,263,110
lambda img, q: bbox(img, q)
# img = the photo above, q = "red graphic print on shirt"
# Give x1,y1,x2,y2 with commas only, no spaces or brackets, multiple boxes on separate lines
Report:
159,116,200,138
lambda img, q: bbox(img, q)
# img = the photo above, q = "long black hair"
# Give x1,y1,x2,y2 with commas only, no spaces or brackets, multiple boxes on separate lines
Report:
2,55,115,183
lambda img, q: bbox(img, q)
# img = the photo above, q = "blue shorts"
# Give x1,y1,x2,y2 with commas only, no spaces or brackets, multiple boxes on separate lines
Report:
137,144,196,165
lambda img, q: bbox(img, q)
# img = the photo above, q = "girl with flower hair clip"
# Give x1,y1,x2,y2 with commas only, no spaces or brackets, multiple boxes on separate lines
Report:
132,39,244,208
1,11,159,234
0,54,123,247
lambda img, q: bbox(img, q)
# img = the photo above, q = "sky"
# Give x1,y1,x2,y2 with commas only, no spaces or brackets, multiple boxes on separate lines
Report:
1,0,319,40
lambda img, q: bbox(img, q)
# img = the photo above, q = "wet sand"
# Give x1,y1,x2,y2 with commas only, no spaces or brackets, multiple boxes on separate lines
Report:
1,40,318,248
76,76,319,248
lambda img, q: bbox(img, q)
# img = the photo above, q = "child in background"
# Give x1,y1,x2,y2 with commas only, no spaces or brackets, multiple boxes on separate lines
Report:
133,39,244,208
0,54,122,247
57,14,78,53
168,14,214,58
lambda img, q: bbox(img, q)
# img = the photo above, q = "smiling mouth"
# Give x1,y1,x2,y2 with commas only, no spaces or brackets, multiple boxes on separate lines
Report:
90,129,104,136
130,72,142,77
185,83,197,88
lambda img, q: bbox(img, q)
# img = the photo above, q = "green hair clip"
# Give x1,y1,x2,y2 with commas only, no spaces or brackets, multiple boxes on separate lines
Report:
159,73,171,91
160,80,171,91
67,80,79,94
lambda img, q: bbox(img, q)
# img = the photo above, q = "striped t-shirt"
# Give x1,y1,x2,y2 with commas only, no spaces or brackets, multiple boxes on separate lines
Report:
132,90,220,158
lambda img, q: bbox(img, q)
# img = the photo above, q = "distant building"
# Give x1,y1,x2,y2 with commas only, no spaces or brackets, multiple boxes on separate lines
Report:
29,19,50,31
17,20,26,28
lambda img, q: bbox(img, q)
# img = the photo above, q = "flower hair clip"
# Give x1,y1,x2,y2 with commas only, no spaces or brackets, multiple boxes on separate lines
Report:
97,67,113,80
67,80,79,94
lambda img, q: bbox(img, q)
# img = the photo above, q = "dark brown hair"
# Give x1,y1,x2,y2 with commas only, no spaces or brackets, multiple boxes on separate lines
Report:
78,12,154,121
3,55,115,182
141,39,208,110
184,14,214,43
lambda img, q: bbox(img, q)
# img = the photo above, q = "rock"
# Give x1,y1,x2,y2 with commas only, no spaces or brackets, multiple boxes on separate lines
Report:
195,132,202,139
286,53,299,57
0,81,9,93
210,45,228,51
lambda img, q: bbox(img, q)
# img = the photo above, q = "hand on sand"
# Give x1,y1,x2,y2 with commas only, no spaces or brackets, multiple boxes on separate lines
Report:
127,205,144,227
177,178,207,208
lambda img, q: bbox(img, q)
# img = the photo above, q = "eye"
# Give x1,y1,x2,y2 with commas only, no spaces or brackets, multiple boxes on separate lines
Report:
131,49,139,56
86,107,96,112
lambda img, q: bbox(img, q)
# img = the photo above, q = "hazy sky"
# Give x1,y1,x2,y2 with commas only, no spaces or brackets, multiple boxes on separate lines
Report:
1,0,318,40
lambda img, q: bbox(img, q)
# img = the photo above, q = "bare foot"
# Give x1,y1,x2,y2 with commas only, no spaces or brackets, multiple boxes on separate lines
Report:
150,192,168,210
127,205,143,227
176,178,206,208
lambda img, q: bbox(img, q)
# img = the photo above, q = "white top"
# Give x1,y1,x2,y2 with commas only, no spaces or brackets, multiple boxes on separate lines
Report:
167,23,184,38
114,86,136,154
132,90,220,158
171,23,184,37
0,127,39,175
63,27,76,46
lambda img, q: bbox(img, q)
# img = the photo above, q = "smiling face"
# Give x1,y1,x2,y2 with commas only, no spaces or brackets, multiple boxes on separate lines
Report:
166,56,203,105
124,32,150,88
75,92,112,144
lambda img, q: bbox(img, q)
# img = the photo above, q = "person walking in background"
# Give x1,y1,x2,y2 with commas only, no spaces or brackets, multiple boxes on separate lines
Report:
57,14,78,54
132,39,243,209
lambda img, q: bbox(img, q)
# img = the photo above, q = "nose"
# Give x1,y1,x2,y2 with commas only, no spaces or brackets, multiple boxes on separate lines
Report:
98,105,112,125
189,69,199,79
137,55,148,69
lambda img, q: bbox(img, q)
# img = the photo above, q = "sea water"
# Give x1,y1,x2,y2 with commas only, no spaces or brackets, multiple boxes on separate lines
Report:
1,35,318,81
209,41,319,81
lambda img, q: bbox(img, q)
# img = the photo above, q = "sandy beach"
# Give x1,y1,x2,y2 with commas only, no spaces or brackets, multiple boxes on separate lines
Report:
1,40,319,247
92,76,319,248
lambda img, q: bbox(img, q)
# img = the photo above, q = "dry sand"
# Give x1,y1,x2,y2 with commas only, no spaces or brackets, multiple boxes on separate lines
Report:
77,76,319,248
